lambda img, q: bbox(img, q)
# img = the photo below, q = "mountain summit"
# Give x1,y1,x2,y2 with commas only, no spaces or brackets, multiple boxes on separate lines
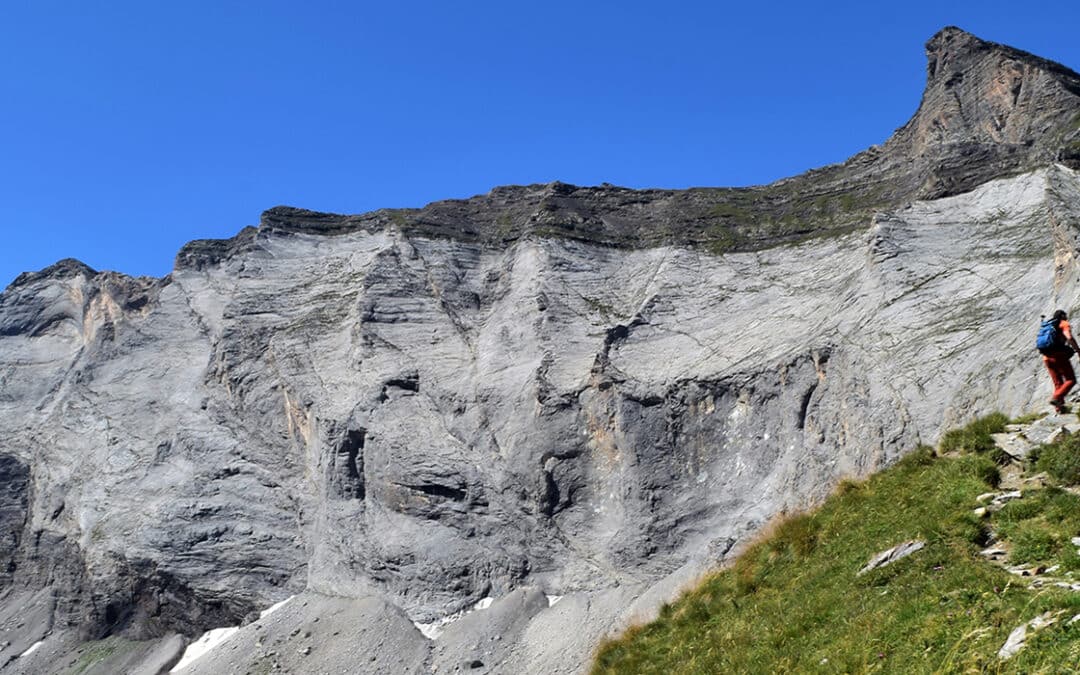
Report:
884,26,1080,196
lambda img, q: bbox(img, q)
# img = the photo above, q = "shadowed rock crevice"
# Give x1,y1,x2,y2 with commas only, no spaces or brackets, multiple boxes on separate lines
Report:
0,454,29,589
88,557,259,641
329,428,366,501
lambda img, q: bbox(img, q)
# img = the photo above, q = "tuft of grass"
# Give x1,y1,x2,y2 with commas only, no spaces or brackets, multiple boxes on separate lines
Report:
592,445,1080,674
769,512,821,557
897,444,937,468
938,412,1009,454
1035,432,1080,485
1011,412,1048,425
968,457,1002,489
1061,546,1080,572
1010,525,1060,563
993,487,1080,570
63,637,140,675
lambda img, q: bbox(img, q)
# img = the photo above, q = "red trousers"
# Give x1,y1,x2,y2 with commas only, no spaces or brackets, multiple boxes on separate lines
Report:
1044,353,1076,401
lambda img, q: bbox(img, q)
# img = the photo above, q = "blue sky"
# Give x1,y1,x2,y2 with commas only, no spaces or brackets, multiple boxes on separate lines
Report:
3,1,1080,287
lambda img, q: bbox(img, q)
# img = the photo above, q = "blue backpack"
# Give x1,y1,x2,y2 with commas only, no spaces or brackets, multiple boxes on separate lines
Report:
1037,318,1065,354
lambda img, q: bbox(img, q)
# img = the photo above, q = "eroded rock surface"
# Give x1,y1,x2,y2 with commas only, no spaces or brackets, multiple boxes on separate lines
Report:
2,27,1080,675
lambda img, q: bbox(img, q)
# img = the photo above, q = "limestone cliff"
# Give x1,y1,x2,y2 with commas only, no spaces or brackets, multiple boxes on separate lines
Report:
2,27,1080,675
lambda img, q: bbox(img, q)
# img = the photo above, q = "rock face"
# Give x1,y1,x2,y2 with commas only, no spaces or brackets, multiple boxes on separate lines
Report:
862,26,1080,200
2,27,1080,675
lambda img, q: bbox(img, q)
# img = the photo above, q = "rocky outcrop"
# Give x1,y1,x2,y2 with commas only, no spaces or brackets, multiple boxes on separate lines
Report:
858,541,926,576
2,27,1080,675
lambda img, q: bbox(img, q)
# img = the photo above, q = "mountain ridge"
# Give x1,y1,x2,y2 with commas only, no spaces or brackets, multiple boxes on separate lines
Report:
159,26,1080,275
7,27,1080,292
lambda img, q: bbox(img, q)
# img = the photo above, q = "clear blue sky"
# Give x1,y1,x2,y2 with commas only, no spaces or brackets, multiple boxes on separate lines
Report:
3,1,1080,288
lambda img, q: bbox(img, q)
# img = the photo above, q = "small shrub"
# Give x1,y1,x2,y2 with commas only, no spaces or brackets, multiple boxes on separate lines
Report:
896,445,936,469
1011,412,1048,425
733,558,760,595
1061,546,1080,572
1028,444,1043,465
1036,434,1080,485
959,455,1001,488
769,513,821,556
938,413,1009,454
1011,525,1060,563
996,498,1042,523
835,478,863,496
1035,486,1077,523
940,512,984,545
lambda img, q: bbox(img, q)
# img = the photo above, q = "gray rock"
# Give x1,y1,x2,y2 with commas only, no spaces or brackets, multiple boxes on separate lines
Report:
177,28,1080,263
993,491,1024,505
858,541,926,576
178,593,428,675
990,432,1036,460
998,611,1060,659
430,588,548,673
0,589,53,671
3,630,185,675
1015,413,1080,445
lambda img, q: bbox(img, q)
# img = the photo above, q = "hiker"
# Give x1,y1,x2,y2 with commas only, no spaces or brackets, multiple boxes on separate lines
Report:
1038,309,1080,412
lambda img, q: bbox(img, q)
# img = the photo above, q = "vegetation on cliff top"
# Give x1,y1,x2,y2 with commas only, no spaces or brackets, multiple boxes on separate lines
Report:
592,414,1080,674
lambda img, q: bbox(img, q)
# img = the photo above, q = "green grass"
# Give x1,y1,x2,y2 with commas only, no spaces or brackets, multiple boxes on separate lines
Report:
1010,412,1048,425
1034,432,1080,485
592,440,1080,674
63,636,139,675
938,413,1009,455
994,488,1080,571
386,209,410,227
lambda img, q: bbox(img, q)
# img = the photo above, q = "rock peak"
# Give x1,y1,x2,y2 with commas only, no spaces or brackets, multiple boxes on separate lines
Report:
923,26,1080,89
924,27,985,79
876,27,1080,197
7,258,97,291
927,25,981,47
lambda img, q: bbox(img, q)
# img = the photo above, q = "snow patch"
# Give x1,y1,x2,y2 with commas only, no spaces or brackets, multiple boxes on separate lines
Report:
19,641,44,658
259,596,293,619
414,596,496,640
170,627,240,672
415,616,457,640
170,595,295,672
546,595,563,607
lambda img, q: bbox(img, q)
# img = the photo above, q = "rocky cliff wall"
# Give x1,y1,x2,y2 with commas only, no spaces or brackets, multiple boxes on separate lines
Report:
3,165,1080,673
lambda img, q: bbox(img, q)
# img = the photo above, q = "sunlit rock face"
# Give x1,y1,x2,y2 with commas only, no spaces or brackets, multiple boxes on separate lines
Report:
3,27,1080,675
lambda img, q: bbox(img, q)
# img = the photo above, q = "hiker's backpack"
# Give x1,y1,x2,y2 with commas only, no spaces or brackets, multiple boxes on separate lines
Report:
1037,318,1065,354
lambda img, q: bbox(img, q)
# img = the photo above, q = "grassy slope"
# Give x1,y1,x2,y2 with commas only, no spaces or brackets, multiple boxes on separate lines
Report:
592,418,1080,674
